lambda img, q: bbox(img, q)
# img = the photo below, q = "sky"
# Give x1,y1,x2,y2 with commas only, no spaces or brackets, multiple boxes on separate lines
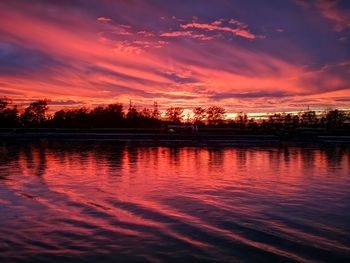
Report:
0,0,350,113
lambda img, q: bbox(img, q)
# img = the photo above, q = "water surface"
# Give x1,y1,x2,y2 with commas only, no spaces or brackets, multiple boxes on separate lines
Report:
1,142,350,262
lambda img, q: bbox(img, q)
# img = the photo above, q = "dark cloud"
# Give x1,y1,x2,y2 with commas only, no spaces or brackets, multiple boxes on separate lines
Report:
48,100,83,106
162,72,197,84
0,39,65,76
90,81,154,97
335,97,350,102
86,66,166,87
95,81,197,100
209,91,290,100
0,88,20,95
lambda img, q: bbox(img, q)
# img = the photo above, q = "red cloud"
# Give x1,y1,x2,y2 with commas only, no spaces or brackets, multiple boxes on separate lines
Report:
0,2,349,112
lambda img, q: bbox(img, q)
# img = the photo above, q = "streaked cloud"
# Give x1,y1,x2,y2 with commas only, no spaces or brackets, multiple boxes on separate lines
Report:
315,0,350,32
180,19,258,40
160,17,258,41
160,31,213,40
0,0,349,113
297,0,350,32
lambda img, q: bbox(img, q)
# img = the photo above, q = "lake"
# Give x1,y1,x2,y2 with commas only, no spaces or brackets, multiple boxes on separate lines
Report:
1,142,350,262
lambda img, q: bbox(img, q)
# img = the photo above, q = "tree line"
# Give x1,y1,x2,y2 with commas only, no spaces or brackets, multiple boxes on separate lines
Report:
0,97,349,130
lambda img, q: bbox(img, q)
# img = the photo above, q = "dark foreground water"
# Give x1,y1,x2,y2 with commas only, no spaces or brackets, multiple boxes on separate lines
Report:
0,142,350,262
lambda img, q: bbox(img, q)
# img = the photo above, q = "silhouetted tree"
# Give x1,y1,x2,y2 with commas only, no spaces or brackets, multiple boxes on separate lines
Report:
1,96,350,133
0,97,19,127
51,109,66,127
193,107,206,124
165,107,184,123
268,113,283,128
152,101,161,120
0,97,9,110
91,106,106,127
292,115,300,127
247,118,258,128
326,109,346,128
106,103,124,120
20,99,49,127
141,108,152,118
236,112,248,128
260,119,268,129
126,101,139,120
137,107,162,128
283,113,293,128
300,111,317,127
58,107,91,128
206,106,226,125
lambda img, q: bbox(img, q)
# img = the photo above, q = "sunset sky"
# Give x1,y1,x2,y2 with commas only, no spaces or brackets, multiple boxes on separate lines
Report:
0,0,350,113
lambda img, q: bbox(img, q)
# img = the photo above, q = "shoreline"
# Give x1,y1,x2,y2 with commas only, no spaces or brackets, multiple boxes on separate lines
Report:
1,132,350,146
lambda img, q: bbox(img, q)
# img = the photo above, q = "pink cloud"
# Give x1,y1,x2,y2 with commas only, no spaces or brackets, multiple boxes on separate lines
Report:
315,0,350,32
160,31,213,40
97,17,112,22
180,21,257,40
137,31,155,37
228,19,248,28
211,20,223,26
0,2,349,113
297,0,350,32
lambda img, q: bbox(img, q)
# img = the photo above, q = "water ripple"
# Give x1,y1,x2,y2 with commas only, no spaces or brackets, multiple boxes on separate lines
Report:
0,142,349,262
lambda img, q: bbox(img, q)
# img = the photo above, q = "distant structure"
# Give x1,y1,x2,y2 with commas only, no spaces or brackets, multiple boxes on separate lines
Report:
167,124,198,134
